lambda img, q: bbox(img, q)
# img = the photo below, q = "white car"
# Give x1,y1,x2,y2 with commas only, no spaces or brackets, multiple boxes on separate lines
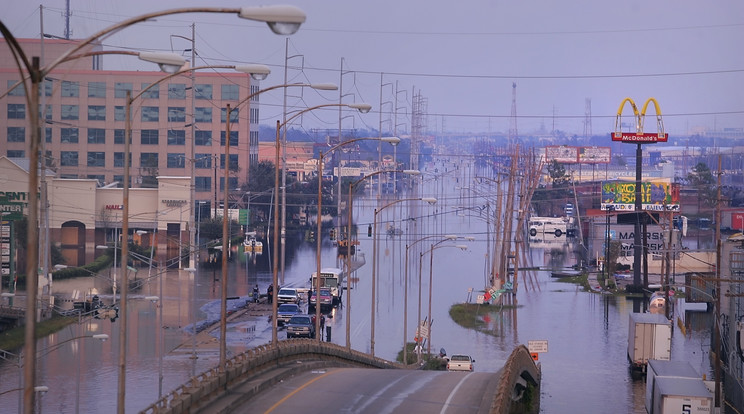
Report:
277,288,300,304
447,354,475,372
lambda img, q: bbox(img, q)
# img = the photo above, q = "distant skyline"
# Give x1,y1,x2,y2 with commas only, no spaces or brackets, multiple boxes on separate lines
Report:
3,0,743,136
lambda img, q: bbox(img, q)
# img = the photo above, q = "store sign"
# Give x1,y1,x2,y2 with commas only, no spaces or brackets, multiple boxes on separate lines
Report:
162,199,187,207
105,204,124,210
601,180,679,211
0,202,23,220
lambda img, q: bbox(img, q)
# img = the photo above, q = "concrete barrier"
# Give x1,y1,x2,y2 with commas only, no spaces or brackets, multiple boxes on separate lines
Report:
490,345,541,414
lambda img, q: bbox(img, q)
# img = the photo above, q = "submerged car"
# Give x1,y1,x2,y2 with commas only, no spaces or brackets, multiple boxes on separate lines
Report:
447,354,475,372
277,288,300,304
276,303,301,326
286,314,315,339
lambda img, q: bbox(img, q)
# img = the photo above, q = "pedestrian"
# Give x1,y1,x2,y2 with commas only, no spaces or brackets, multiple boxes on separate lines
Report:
267,284,273,304
253,284,259,303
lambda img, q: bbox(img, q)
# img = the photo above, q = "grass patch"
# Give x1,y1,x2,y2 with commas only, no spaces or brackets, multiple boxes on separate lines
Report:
553,272,589,290
0,316,78,352
395,342,448,370
449,302,519,336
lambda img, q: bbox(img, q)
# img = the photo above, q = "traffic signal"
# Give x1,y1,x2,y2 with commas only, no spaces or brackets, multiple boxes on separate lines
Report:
329,228,336,241
367,224,372,237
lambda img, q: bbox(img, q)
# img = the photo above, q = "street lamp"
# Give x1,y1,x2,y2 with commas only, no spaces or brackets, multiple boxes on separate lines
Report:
315,132,397,344
345,169,421,350
371,196,437,355
0,5,307,413
402,234,457,364
424,243,468,357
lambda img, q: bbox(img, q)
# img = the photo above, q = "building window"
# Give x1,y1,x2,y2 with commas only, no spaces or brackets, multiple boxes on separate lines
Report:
87,175,105,186
88,82,106,98
168,83,186,99
7,103,25,119
220,107,239,123
61,81,79,97
61,104,79,120
7,150,24,157
87,128,106,144
87,152,105,167
195,107,212,123
7,127,25,142
167,153,185,168
250,107,259,124
114,106,125,121
114,152,124,167
195,84,212,100
45,127,52,143
61,128,79,143
167,130,185,145
250,130,258,147
87,105,106,121
114,129,125,144
220,176,238,191
195,153,213,169
195,176,211,192
220,131,238,147
221,84,239,100
40,79,52,97
140,153,159,168
140,83,159,99
60,151,78,166
141,106,159,122
115,82,133,98
141,129,159,145
6,80,24,96
195,130,212,146
168,107,186,123
220,154,239,171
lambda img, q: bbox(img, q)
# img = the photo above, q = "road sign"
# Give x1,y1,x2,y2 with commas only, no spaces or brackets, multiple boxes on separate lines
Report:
528,340,549,353
612,132,668,143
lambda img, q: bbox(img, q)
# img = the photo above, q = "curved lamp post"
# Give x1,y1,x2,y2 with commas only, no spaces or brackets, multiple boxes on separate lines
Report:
315,131,399,344
371,196,437,355
402,234,458,364
0,6,306,413
345,169,420,350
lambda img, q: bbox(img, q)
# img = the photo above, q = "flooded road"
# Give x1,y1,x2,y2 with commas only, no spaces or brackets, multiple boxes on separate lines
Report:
0,160,714,413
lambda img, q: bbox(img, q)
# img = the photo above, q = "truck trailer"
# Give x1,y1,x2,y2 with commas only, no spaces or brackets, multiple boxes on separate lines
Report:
628,313,671,375
650,376,713,414
645,359,702,413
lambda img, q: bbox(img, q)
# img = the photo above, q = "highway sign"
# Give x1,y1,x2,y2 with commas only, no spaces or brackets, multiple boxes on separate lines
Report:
528,340,549,353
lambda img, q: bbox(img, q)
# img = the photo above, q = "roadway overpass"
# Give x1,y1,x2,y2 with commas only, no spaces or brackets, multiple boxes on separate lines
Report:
141,341,540,414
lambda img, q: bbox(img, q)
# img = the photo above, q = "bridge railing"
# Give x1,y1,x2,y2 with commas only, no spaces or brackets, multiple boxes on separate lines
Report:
490,344,541,414
141,339,403,414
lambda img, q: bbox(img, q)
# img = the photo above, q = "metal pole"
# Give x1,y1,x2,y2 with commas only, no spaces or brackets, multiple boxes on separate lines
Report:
220,104,231,371
371,208,378,355
118,90,132,414
316,152,323,342
280,38,288,283
272,121,280,344
403,244,410,364
346,182,353,350
188,23,196,269
633,143,642,287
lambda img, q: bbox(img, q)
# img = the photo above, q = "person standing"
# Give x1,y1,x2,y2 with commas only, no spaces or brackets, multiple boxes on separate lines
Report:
267,284,273,304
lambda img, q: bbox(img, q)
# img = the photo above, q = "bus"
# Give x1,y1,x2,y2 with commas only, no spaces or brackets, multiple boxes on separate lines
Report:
311,267,344,307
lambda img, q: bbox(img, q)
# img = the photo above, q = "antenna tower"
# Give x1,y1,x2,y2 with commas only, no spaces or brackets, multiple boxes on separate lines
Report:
508,82,519,146
583,98,593,139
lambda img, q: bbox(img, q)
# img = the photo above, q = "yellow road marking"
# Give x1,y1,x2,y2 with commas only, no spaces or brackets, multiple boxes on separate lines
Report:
263,370,336,414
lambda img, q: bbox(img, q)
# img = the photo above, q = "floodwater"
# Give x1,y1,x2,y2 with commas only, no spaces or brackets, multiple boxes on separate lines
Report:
0,159,714,413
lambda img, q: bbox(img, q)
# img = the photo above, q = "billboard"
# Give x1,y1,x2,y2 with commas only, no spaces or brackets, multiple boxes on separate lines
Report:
578,146,611,164
546,146,578,163
601,180,679,211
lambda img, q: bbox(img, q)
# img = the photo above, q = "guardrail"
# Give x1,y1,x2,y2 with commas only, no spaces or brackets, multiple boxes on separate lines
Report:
140,339,403,414
490,345,541,414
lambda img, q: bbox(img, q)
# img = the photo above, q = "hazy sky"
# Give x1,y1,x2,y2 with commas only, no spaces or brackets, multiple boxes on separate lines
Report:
4,0,743,136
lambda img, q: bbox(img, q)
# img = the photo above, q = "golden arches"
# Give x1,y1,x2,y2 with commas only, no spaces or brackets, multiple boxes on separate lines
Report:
614,97,665,138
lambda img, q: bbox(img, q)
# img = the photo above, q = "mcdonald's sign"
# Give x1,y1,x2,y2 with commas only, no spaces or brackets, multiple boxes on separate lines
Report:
612,97,669,144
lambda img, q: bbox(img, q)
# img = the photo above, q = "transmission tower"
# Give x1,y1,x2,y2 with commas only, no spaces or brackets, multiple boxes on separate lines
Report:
583,98,593,139
508,82,519,146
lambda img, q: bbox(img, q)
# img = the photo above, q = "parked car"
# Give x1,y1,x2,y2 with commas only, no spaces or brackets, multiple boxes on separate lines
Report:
277,288,300,304
447,354,475,372
308,288,333,312
276,303,301,326
286,314,315,339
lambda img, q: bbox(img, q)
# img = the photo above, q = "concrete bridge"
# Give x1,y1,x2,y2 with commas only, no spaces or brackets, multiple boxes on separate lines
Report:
140,341,540,414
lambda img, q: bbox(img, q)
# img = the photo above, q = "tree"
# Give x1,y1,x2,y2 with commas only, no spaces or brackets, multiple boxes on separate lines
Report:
686,162,717,208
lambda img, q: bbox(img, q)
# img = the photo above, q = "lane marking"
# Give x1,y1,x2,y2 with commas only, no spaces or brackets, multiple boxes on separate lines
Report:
263,369,336,414
439,372,474,414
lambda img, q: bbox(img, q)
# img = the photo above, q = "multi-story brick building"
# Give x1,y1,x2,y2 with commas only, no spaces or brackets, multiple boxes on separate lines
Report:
1,37,261,215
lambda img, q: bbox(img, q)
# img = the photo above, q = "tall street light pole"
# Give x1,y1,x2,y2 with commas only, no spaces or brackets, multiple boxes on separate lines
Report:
316,131,397,343
371,196,437,355
346,169,419,350
0,6,307,413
